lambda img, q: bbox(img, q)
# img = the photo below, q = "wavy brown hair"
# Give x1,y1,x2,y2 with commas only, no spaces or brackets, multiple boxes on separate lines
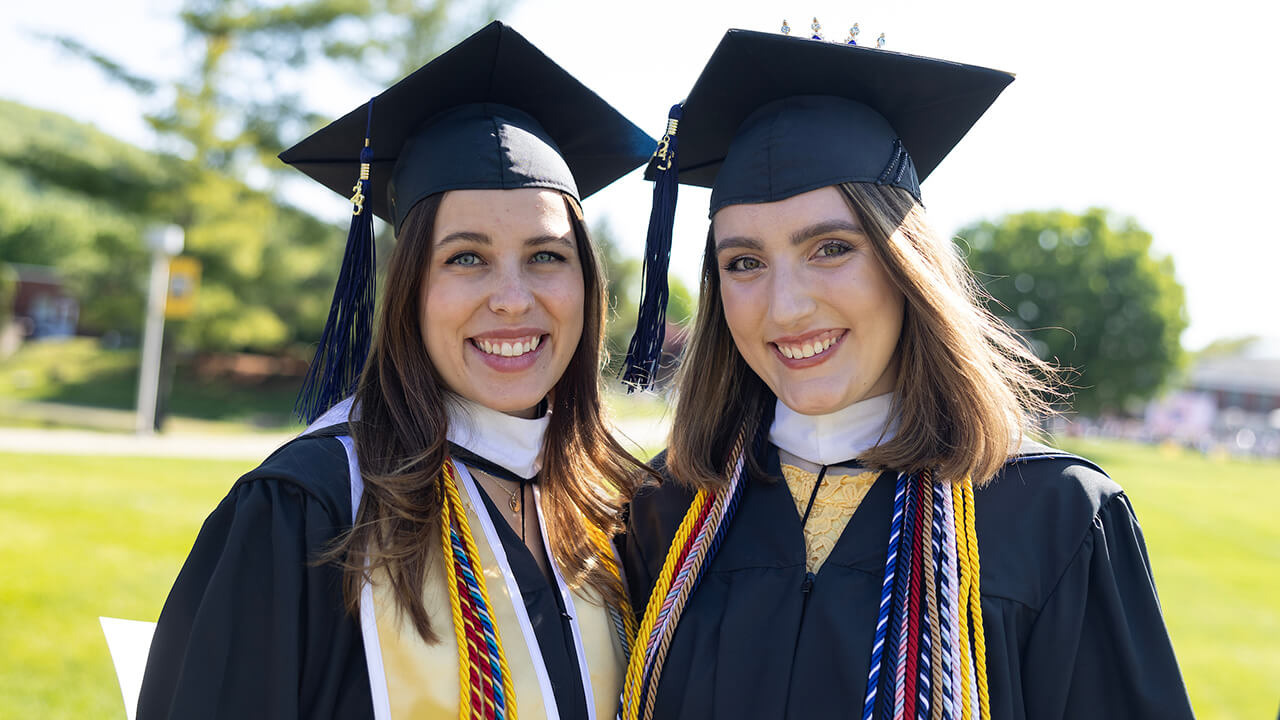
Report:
322,191,645,643
668,182,1061,491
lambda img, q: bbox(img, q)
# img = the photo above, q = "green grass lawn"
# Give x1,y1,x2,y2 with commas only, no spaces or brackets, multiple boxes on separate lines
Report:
1,440,1276,719
1057,439,1280,719
0,452,254,720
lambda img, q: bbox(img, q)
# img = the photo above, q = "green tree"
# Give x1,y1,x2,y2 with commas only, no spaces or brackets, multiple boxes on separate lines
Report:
54,0,507,172
592,219,696,368
958,208,1187,416
0,263,16,329
0,100,340,349
26,1,508,352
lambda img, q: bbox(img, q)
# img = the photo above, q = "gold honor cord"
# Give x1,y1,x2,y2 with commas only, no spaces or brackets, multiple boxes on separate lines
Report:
619,490,711,720
960,479,990,719
952,481,974,720
440,460,519,720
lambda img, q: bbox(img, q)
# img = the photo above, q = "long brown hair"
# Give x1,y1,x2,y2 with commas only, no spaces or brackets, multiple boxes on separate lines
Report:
668,182,1060,491
324,191,644,643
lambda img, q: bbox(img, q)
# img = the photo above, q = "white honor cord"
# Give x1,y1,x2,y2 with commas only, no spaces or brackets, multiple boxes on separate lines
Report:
454,461,562,720
338,436,393,720
533,484,596,720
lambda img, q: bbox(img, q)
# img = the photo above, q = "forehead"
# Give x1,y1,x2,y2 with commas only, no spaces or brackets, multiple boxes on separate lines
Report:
435,188,573,237
711,185,860,240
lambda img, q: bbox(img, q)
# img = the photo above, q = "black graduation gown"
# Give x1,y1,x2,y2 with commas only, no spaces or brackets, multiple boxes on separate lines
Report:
622,445,1195,720
137,430,589,720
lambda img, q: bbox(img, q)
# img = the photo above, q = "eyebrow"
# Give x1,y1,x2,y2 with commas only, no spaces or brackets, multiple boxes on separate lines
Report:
526,234,576,249
714,219,866,254
436,231,489,247
790,220,865,246
435,232,575,249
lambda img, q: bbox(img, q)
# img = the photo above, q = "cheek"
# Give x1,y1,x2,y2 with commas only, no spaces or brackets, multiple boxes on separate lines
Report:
719,280,767,351
721,279,757,338
419,272,466,359
545,269,586,341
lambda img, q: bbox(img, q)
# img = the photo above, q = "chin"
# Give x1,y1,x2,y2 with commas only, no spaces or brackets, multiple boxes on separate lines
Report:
776,388,845,416
482,382,555,416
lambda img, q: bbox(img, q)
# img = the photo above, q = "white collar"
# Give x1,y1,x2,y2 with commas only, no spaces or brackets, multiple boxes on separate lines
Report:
446,395,549,480
768,393,898,467
302,396,358,435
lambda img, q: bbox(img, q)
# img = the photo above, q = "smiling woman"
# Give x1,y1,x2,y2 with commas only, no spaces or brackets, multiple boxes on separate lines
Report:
713,186,905,417
420,189,586,418
137,22,657,720
619,28,1196,720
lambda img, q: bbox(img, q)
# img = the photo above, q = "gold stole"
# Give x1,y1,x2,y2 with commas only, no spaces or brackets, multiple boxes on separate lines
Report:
369,463,626,719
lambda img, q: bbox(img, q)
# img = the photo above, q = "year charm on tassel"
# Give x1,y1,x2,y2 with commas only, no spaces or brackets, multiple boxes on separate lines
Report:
351,140,370,215
654,116,680,171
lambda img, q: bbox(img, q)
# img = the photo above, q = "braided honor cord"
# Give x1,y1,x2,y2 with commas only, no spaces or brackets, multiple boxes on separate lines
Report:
860,473,990,720
619,427,750,720
441,460,518,720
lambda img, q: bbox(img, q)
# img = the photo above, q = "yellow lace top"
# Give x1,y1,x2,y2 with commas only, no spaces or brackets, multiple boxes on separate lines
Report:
781,464,878,573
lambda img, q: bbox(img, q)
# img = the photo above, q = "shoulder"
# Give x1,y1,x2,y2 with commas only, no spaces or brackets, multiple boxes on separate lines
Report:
972,442,1127,609
227,431,355,524
627,448,696,544
980,440,1122,521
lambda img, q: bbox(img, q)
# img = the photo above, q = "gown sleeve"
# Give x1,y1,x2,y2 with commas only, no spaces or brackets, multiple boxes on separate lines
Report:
136,460,371,720
1020,492,1195,719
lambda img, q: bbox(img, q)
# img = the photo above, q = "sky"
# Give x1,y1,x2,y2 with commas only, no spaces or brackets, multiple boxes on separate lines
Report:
1,0,1277,350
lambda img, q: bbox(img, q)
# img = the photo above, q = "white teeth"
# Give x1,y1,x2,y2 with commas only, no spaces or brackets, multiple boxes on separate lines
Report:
778,334,840,361
476,336,542,357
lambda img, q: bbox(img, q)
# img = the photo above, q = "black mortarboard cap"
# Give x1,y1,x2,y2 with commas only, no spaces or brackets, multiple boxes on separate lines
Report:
280,21,655,422
621,28,1014,388
281,20,655,233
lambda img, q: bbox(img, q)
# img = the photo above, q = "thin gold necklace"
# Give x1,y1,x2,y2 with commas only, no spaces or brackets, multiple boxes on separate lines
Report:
474,469,526,539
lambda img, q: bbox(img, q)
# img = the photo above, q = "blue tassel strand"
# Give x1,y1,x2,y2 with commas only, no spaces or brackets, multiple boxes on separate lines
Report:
621,103,682,390
295,102,377,423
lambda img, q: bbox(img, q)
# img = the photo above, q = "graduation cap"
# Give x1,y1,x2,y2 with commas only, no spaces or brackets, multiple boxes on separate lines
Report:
621,28,1014,389
279,21,655,423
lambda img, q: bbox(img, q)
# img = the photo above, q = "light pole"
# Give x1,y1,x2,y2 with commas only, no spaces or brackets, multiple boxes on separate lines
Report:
136,225,184,435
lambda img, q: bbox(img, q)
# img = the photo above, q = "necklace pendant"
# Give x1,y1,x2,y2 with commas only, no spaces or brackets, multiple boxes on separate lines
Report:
509,493,521,513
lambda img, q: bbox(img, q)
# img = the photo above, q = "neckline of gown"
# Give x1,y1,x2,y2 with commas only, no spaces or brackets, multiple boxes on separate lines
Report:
744,444,898,578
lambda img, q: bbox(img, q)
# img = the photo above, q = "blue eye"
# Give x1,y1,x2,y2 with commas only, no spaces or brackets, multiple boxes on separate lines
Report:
724,256,763,273
531,250,566,264
446,252,483,266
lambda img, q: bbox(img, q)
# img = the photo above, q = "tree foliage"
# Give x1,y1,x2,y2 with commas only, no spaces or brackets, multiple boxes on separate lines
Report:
592,219,695,366
13,1,508,352
0,99,340,350
56,0,507,172
0,262,16,328
957,208,1187,416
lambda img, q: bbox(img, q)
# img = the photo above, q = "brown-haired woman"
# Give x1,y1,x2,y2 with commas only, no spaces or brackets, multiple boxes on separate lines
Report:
138,23,656,720
617,30,1194,720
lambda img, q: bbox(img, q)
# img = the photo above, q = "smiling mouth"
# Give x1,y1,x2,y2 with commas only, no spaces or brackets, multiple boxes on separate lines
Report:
470,335,543,358
771,330,846,360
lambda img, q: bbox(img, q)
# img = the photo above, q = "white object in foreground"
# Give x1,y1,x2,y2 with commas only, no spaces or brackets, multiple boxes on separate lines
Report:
99,616,157,720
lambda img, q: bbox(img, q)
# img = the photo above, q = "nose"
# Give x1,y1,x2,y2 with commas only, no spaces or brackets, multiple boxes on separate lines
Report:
766,260,818,329
488,264,535,316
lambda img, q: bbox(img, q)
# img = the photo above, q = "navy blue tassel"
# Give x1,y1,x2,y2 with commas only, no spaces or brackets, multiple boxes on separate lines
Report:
295,101,377,423
620,103,682,391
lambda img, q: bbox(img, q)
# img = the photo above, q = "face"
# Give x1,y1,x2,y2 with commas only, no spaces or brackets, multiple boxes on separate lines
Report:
712,185,905,416
420,188,585,418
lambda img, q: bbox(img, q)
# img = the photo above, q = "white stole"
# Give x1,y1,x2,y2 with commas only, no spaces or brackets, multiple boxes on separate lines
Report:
311,398,624,720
